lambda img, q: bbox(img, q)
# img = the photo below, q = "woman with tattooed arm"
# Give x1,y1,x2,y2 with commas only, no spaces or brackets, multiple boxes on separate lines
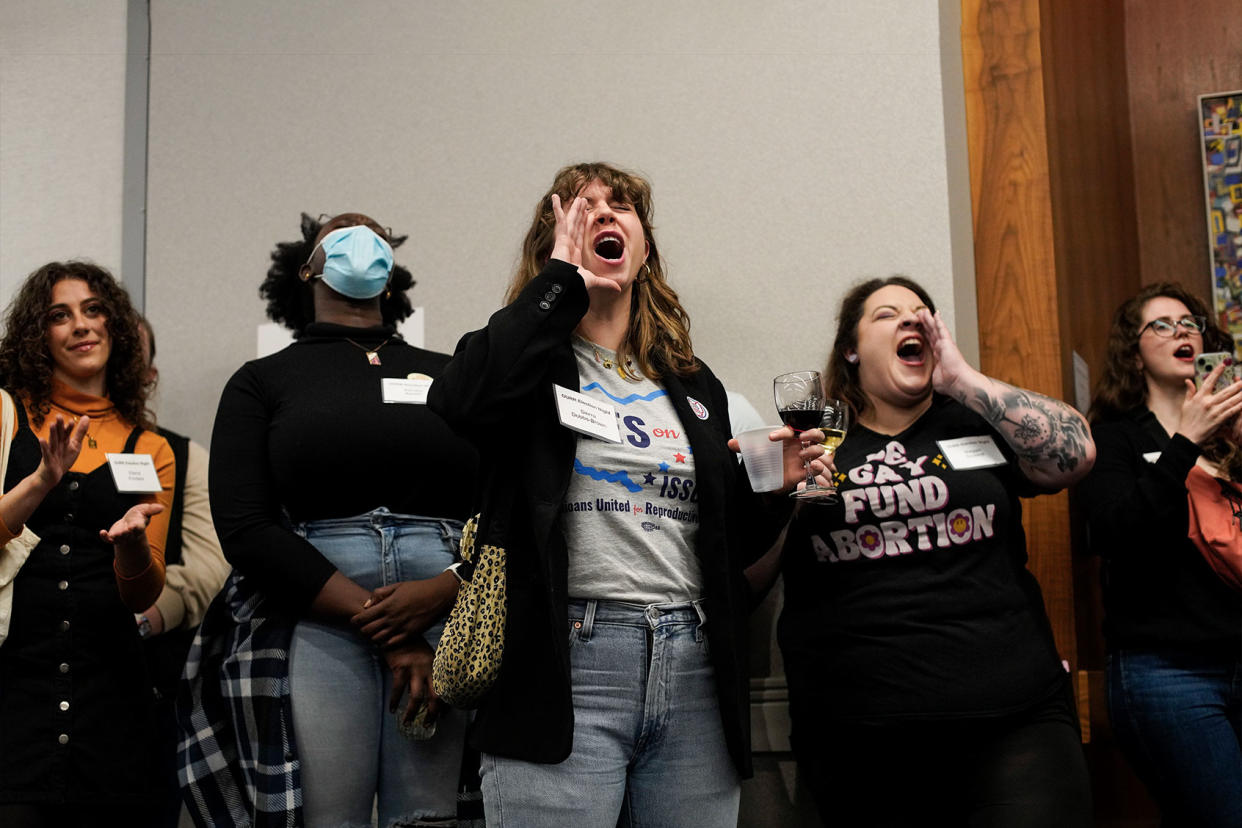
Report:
771,277,1095,827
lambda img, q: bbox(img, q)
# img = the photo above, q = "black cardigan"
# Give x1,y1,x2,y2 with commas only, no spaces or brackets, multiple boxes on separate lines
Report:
428,259,775,777
1083,408,1242,652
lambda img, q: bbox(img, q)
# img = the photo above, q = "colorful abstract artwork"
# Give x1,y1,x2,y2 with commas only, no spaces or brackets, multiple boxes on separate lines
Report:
1201,90,1242,350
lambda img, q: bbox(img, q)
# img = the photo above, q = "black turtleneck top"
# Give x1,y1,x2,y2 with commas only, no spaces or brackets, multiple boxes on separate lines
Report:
209,322,478,611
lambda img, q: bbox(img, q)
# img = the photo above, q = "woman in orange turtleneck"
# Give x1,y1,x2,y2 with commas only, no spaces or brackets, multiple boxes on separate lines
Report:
0,261,174,827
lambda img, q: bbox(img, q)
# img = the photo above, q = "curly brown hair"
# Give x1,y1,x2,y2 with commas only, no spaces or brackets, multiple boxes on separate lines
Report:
505,162,698,379
260,213,416,336
824,276,937,420
0,261,152,430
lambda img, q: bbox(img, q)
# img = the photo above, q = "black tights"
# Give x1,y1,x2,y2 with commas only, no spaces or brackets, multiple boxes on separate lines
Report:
796,692,1092,827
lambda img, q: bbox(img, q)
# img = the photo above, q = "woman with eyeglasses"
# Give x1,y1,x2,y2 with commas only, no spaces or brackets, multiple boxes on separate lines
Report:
1084,283,1242,826
185,213,477,827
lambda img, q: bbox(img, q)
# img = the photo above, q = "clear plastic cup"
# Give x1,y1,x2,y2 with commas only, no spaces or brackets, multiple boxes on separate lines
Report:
736,426,786,492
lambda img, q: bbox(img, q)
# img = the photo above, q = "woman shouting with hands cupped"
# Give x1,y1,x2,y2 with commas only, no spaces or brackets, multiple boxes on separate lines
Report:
428,162,822,827
770,276,1097,827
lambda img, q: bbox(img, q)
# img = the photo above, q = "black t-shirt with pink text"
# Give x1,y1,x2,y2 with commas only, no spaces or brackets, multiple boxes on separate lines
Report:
779,395,1066,727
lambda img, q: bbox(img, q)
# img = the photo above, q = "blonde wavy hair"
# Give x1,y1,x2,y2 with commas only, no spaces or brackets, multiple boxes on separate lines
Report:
505,162,698,379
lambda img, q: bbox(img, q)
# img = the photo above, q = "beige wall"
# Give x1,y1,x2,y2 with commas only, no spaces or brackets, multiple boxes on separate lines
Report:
0,0,978,445
0,0,129,305
142,0,975,445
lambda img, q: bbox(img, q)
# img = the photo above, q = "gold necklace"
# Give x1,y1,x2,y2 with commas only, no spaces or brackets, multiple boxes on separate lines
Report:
71,417,97,449
589,342,641,383
343,335,393,366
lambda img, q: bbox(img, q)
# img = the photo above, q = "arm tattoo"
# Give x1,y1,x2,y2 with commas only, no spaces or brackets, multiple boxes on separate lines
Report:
952,383,1091,473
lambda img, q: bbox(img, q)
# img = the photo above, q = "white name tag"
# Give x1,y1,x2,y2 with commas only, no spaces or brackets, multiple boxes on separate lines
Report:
554,384,621,443
382,377,432,404
937,435,1007,470
105,453,163,493
1143,451,1161,464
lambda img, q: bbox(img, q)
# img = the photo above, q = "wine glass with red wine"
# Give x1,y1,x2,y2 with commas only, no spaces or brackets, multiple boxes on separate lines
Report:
773,370,830,500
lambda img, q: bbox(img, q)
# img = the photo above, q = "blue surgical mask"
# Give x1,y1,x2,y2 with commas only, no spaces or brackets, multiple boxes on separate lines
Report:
309,224,394,300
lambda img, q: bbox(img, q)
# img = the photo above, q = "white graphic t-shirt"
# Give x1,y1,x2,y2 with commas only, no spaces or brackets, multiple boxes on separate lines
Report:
561,337,702,603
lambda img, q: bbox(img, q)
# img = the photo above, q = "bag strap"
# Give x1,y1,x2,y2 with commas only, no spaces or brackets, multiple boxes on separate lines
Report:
0,390,16,494
122,426,142,454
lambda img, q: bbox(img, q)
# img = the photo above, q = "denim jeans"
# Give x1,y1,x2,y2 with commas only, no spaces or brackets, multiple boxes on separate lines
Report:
1108,647,1242,828
287,508,468,828
480,598,740,828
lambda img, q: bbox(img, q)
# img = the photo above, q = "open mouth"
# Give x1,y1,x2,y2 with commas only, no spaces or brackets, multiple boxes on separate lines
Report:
1174,344,1195,359
897,337,925,365
593,232,625,263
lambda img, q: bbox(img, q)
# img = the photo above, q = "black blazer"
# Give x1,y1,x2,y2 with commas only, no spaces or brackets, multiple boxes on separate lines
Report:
428,260,776,777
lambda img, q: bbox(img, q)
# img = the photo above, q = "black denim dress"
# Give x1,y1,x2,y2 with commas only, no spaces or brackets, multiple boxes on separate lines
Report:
0,401,158,807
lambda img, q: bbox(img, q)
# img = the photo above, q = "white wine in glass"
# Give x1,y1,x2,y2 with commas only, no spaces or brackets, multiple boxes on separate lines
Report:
815,400,849,501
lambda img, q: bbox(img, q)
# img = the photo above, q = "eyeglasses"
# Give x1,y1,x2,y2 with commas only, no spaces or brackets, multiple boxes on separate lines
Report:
1138,315,1207,337
316,213,393,241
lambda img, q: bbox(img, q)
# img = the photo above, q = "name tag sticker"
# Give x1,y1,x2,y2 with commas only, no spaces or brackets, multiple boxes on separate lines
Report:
105,453,163,493
1142,451,1161,464
554,384,621,443
382,377,432,404
937,435,1007,470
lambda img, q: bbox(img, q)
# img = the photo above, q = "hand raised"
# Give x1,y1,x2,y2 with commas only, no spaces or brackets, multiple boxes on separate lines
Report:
1178,364,1242,445
917,309,977,397
36,415,89,489
550,194,620,294
99,502,164,551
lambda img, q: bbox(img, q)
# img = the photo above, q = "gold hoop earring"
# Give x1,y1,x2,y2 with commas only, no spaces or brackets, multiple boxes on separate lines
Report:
639,263,652,283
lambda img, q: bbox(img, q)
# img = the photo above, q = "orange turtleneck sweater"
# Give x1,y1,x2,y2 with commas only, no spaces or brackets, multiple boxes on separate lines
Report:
0,381,174,607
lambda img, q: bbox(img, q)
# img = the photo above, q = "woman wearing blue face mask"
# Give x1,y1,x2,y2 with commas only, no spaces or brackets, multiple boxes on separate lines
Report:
180,213,479,827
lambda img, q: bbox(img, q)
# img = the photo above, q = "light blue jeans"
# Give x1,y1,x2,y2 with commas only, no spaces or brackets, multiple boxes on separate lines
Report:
287,508,468,828
480,598,740,828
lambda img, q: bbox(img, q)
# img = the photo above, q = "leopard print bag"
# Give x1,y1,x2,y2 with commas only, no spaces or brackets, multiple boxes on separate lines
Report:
432,514,507,708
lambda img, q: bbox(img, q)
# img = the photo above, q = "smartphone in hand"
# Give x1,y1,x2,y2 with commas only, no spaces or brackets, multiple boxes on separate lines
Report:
1194,351,1238,392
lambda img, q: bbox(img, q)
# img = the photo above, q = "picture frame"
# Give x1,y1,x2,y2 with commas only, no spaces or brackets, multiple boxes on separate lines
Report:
1200,89,1242,351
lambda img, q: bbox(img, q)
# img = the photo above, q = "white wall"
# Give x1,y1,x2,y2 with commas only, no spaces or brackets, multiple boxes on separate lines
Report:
0,0,129,306
143,0,975,445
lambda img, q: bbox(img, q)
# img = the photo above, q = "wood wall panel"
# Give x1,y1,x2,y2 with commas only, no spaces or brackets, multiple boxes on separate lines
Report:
1041,0,1140,391
1038,0,1141,682
1126,0,1242,302
963,0,1207,822
961,0,1077,666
